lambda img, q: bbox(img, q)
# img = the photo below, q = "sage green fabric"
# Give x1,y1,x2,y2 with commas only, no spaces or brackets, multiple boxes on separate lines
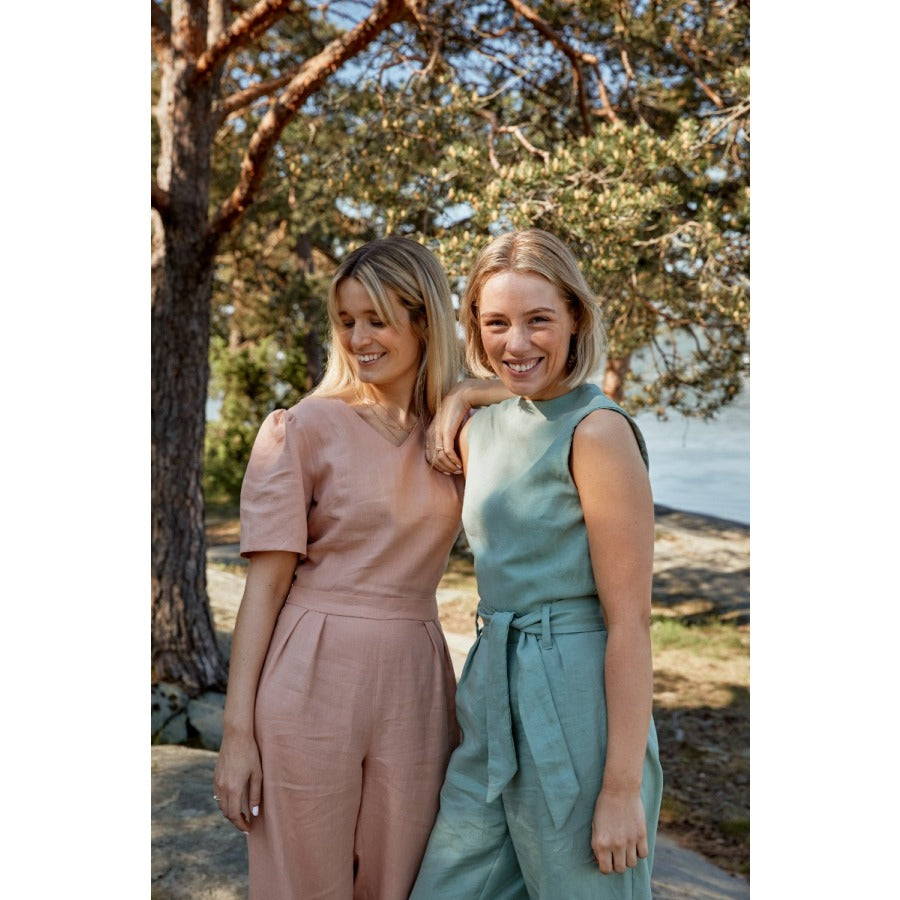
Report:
412,383,663,899
462,383,649,614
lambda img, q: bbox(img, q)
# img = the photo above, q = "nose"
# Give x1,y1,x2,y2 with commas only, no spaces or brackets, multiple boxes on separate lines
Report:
506,323,531,354
350,322,373,349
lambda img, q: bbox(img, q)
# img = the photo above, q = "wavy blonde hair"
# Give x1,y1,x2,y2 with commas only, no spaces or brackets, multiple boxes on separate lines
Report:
460,229,606,388
311,235,462,422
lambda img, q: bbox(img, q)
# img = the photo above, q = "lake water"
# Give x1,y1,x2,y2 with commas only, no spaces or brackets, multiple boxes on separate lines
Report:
633,384,749,525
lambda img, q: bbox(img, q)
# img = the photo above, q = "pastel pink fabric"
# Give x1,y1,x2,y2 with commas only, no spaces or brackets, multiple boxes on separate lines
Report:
239,397,464,899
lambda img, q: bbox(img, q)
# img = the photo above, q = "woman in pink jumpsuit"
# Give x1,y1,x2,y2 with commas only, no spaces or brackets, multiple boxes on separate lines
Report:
213,236,469,899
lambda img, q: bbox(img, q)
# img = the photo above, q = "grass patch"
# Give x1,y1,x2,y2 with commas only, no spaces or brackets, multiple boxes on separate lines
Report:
651,617,749,657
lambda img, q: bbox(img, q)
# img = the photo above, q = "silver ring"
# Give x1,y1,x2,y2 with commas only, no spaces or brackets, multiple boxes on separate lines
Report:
213,794,220,801
434,446,444,452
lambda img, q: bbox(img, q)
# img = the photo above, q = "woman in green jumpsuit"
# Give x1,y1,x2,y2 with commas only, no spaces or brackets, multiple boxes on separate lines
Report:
414,229,663,899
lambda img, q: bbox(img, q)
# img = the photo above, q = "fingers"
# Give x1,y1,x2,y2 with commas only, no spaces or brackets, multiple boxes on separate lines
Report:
425,405,465,474
624,843,638,871
425,435,462,474
438,431,463,473
594,848,614,875
247,769,262,822
593,843,643,875
637,834,649,860
433,446,462,475
213,779,257,834
217,788,250,833
591,830,647,875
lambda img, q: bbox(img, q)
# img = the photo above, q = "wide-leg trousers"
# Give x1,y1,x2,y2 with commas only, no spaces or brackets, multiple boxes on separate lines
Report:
411,627,663,900
247,599,458,900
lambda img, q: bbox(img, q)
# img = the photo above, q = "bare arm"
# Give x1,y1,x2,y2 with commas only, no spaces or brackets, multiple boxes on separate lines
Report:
213,550,298,832
571,410,654,875
426,378,511,474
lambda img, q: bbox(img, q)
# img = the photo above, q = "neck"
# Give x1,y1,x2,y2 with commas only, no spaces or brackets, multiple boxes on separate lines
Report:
357,385,417,422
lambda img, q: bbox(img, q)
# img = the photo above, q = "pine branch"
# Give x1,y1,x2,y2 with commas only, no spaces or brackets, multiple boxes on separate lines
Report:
476,108,550,171
217,71,296,120
208,0,407,241
670,43,724,108
502,0,596,136
193,0,294,82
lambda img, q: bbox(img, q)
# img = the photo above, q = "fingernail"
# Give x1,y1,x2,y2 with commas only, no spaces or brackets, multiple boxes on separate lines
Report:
252,805,259,816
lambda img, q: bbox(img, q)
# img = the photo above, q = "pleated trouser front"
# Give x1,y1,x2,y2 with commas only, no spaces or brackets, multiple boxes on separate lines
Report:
411,615,663,900
248,596,458,900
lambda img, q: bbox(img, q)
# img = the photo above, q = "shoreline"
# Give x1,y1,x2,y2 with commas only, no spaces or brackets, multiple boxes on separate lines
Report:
653,503,749,532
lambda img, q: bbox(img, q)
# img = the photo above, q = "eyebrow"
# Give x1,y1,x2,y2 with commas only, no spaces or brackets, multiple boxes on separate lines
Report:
338,307,382,318
479,306,559,319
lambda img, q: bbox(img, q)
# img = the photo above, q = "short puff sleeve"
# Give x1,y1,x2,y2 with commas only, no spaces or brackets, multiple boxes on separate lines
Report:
239,408,314,558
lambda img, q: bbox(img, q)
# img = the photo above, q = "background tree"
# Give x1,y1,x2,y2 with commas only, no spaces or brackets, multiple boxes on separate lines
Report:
152,0,749,694
151,0,427,693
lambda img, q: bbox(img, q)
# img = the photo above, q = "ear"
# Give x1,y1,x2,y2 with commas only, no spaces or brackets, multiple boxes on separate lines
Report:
570,308,579,334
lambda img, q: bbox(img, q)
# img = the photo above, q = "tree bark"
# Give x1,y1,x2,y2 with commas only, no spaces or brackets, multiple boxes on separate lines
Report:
151,0,228,693
151,0,409,694
603,351,632,404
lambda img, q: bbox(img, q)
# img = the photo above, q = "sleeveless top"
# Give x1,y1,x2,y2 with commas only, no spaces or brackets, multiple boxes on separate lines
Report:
463,382,648,614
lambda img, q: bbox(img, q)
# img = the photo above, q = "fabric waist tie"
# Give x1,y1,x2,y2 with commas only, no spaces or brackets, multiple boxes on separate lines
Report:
476,596,605,831
285,585,439,620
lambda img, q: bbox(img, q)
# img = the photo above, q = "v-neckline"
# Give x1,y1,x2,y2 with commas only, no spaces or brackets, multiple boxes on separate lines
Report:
336,398,421,449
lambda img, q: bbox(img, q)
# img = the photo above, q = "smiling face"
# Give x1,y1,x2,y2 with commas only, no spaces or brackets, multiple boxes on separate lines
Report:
478,270,578,401
335,277,423,397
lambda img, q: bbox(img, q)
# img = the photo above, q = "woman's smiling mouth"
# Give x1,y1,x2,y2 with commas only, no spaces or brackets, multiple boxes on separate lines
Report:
504,358,542,374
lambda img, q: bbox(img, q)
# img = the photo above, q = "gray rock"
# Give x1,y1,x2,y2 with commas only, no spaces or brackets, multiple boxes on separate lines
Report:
152,682,189,743
652,834,749,899
187,691,227,751
155,711,189,746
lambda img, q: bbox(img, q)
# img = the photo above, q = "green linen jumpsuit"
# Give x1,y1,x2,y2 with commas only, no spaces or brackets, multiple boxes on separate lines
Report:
411,383,664,899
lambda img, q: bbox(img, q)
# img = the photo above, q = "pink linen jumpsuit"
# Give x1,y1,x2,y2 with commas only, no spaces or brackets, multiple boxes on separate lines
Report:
238,396,463,899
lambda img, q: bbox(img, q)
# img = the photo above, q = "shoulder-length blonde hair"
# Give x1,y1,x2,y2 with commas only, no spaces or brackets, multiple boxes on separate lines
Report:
460,229,606,388
311,235,462,422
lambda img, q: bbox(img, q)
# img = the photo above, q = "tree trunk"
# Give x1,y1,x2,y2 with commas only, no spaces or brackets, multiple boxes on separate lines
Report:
151,1,227,694
150,0,407,693
603,351,632,404
151,247,227,694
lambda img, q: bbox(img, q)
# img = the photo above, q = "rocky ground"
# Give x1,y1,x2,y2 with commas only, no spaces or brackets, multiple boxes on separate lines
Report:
152,504,750,895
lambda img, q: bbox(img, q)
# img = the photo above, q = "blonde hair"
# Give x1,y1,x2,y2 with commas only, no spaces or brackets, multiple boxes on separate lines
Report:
311,235,462,421
460,229,606,388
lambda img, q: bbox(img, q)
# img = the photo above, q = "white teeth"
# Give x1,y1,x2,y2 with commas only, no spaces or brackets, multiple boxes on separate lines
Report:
357,353,382,363
507,359,539,373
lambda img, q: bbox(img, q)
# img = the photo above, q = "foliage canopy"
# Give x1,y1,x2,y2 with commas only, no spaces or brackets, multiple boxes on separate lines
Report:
190,1,749,501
